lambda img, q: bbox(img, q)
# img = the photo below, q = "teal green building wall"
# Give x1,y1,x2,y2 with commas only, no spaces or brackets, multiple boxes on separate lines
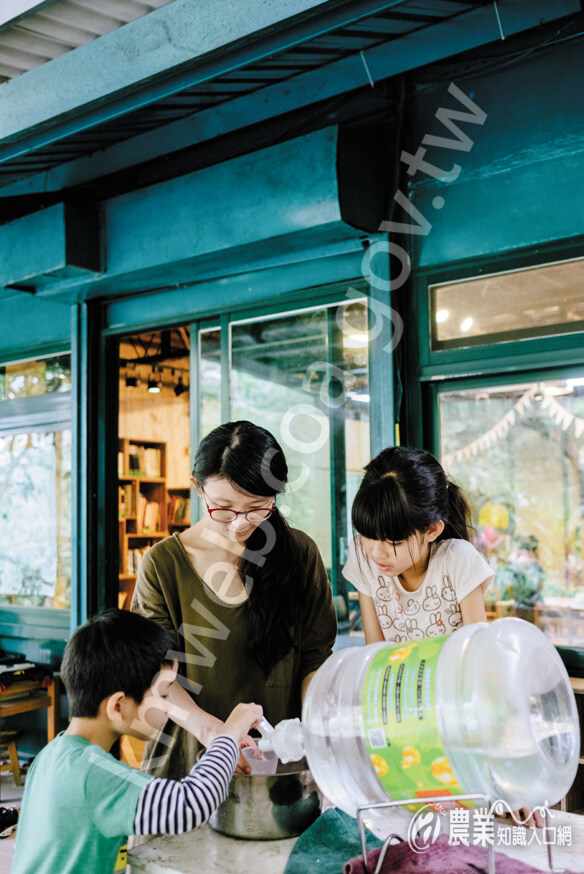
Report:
408,40,584,269
0,294,71,362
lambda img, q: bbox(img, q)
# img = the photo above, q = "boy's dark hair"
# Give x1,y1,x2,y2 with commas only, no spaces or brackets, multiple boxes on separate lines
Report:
61,608,175,718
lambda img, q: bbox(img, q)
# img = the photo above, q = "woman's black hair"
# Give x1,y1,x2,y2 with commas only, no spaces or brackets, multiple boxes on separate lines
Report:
192,421,300,674
61,608,175,718
352,446,473,544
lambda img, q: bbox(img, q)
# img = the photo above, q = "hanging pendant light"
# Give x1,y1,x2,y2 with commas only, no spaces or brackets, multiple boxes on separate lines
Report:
174,374,188,397
148,366,162,393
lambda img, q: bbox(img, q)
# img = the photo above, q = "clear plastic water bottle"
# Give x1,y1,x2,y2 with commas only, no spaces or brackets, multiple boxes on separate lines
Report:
264,619,579,818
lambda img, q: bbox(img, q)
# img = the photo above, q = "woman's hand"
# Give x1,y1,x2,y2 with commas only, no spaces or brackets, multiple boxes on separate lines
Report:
514,807,545,829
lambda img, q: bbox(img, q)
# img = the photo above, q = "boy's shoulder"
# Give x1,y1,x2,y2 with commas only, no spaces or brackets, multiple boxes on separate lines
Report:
31,733,151,792
13,734,152,874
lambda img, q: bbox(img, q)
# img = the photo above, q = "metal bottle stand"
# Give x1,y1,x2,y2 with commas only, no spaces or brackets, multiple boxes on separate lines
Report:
356,794,565,874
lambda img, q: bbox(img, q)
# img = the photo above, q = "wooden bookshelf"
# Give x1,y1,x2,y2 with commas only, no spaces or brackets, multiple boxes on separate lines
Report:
118,438,169,609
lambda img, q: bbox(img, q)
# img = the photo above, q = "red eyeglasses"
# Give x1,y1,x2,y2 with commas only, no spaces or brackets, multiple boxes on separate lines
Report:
201,491,275,524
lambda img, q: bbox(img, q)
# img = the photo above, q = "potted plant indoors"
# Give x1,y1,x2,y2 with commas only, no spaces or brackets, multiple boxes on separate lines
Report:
495,536,546,624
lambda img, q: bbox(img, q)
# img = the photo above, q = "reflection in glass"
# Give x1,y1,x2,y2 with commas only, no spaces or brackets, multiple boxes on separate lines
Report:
439,378,584,645
230,300,370,596
0,429,71,608
0,354,71,402
199,329,221,440
431,258,584,349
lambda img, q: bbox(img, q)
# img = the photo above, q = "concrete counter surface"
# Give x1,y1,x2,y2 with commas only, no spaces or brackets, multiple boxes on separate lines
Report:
127,811,584,874
127,825,298,874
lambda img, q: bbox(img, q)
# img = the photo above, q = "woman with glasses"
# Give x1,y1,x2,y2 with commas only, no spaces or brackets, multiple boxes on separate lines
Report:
132,420,337,778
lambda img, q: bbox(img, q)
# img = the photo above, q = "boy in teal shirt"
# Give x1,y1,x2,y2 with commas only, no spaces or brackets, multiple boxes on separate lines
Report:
12,609,262,874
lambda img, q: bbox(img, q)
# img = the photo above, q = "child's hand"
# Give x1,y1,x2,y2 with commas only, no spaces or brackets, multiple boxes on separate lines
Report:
223,702,263,744
234,735,258,775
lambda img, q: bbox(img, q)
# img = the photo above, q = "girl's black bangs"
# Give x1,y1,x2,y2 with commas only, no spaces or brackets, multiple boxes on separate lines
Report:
351,480,416,543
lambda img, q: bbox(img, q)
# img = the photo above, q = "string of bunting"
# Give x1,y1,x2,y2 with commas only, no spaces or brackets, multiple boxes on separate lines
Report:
442,384,584,468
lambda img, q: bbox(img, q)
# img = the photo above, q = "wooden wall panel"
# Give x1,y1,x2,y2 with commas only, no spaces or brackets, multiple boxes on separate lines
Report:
118,380,190,488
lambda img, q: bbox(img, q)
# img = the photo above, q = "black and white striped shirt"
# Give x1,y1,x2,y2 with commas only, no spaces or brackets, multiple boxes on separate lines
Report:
134,735,238,835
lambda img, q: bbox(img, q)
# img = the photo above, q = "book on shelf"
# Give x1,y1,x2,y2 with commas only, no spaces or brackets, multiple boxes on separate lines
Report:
168,495,191,525
137,494,160,532
144,500,160,531
144,447,162,478
118,483,135,517
126,546,151,575
137,493,148,530
128,444,143,474
118,451,124,476
128,444,162,477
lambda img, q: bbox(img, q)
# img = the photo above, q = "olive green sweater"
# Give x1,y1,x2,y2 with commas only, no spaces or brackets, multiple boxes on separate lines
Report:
131,528,336,779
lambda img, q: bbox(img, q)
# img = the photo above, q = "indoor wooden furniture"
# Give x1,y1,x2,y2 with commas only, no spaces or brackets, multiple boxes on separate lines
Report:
0,729,22,788
0,674,60,800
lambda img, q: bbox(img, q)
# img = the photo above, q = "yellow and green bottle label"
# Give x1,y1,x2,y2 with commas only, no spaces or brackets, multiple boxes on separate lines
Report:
363,636,472,811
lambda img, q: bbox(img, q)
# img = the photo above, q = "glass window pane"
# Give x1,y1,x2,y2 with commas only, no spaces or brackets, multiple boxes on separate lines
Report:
431,258,584,349
0,429,72,608
0,353,71,402
199,329,221,440
230,299,370,595
339,301,370,559
439,377,584,646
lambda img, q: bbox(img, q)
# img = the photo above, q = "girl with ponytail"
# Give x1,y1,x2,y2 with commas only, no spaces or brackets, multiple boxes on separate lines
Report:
343,446,491,644
133,421,336,779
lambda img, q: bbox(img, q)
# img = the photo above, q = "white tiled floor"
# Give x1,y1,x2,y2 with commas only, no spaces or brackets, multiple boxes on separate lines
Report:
0,773,25,874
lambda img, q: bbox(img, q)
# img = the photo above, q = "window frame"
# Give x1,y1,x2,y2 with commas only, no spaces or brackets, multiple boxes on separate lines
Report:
0,365,72,636
403,241,584,452
418,242,584,383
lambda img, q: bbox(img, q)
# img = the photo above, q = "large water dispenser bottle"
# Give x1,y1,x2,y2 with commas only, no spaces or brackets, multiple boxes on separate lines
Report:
262,619,579,817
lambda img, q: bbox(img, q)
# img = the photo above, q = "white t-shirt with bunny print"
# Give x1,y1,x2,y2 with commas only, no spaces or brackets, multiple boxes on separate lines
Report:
342,538,493,642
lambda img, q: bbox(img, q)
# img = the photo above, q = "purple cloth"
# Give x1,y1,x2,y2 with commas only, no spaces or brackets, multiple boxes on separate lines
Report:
344,834,581,874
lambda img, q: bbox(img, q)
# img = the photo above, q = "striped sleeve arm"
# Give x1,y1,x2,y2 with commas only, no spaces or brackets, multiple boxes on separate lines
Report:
133,735,239,835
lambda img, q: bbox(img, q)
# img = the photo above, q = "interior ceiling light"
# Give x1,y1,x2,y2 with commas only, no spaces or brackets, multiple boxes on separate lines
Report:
460,317,474,333
436,309,449,324
174,375,188,397
147,367,161,393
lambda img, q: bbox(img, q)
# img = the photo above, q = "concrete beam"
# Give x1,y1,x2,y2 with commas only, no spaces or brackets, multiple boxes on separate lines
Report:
0,202,100,291
1,127,371,303
0,0,354,143
0,0,579,197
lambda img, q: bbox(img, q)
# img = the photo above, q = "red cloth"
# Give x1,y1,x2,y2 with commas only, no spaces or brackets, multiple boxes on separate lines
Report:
344,834,581,874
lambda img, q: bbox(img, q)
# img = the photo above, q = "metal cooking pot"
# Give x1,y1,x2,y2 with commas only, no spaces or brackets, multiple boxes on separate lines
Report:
209,760,320,840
